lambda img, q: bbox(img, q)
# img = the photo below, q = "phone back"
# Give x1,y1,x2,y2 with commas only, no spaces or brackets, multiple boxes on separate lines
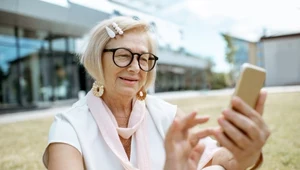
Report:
233,63,266,109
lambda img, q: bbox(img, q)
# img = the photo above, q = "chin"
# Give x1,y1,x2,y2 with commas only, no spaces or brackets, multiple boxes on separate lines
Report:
117,88,138,98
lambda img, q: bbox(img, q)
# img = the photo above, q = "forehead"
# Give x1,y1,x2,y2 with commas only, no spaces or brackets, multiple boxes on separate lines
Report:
105,29,149,53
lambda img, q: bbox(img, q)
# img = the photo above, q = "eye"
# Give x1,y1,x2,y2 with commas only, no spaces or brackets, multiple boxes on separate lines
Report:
115,48,132,57
141,56,148,62
141,54,151,61
117,54,131,58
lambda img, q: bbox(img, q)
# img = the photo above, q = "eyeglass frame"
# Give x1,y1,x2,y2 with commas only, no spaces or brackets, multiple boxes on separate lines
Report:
103,47,159,72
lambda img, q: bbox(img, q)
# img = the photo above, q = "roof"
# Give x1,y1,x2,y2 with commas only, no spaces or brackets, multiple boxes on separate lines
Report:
220,33,257,43
260,32,300,40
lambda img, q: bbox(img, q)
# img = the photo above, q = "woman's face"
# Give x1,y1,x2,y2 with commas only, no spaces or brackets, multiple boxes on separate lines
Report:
102,30,149,98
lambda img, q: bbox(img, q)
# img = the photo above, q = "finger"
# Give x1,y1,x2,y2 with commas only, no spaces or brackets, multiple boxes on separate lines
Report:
218,117,252,150
184,115,210,131
231,96,255,117
212,127,241,155
165,113,210,145
164,117,181,149
223,107,271,146
178,112,210,131
188,143,206,169
177,111,197,130
222,109,260,140
231,96,263,126
189,128,214,147
255,90,268,115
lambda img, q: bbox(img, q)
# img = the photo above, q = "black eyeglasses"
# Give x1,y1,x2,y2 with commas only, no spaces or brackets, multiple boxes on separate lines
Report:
103,47,158,72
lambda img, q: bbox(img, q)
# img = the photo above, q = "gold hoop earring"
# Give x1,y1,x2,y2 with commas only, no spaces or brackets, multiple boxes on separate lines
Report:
136,88,147,101
92,81,104,97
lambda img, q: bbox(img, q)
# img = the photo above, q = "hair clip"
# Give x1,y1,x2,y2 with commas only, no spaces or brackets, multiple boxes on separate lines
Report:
112,22,123,35
105,26,116,38
105,22,123,38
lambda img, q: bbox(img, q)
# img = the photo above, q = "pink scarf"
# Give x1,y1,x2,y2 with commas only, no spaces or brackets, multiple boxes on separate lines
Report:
87,91,151,170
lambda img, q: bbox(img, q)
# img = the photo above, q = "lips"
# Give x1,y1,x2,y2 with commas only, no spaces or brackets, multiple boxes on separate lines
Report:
120,77,138,81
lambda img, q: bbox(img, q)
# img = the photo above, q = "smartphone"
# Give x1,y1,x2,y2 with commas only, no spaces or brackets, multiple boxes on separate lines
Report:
231,63,266,109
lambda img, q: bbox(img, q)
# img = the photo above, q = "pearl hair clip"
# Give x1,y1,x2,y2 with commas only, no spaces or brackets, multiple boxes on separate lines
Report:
105,22,123,38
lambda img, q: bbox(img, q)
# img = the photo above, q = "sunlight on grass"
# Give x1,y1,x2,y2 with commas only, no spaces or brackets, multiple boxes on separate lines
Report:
0,92,299,170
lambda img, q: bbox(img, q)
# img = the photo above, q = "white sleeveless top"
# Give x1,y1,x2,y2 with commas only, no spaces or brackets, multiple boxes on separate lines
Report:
43,95,219,170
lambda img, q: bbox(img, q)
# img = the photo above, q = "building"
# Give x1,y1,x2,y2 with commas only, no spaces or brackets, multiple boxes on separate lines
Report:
0,0,208,111
222,34,263,82
222,32,300,87
260,33,300,86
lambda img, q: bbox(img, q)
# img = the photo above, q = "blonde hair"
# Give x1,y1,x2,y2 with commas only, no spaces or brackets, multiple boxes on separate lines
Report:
80,16,157,90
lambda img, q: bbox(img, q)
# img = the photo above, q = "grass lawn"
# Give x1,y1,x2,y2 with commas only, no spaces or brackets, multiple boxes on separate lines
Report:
0,92,299,170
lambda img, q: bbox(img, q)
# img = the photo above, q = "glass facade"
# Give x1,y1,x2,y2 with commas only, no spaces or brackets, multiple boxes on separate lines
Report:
0,26,18,108
0,24,81,109
155,65,206,92
256,42,264,67
233,39,249,65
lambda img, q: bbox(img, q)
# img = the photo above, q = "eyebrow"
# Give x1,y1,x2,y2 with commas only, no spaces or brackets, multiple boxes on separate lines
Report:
119,47,149,53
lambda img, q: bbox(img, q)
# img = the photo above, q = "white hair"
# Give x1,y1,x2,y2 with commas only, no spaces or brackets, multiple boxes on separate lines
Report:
79,16,157,90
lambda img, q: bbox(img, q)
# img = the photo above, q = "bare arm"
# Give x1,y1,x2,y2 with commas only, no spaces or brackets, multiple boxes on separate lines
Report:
47,143,84,170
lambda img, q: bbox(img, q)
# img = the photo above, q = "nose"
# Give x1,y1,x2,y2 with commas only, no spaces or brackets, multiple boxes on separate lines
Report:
127,55,140,73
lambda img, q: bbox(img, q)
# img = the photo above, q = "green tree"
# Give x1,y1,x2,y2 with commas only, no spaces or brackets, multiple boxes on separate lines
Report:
211,72,227,90
222,33,237,86
222,33,237,65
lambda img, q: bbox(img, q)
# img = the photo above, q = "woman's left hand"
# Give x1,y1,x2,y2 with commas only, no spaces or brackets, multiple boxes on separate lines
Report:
212,90,271,169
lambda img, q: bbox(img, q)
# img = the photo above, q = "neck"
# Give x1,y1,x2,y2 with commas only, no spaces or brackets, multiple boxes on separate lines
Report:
101,91,134,118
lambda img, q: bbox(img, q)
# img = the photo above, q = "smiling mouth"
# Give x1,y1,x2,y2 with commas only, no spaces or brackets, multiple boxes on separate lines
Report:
120,77,138,82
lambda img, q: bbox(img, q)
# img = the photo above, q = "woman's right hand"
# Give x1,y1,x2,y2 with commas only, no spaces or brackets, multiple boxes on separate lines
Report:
164,111,213,170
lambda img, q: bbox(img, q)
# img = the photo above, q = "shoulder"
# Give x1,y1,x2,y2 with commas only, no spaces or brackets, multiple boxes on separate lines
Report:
55,96,91,123
51,96,96,136
145,94,177,119
146,94,177,111
46,96,95,150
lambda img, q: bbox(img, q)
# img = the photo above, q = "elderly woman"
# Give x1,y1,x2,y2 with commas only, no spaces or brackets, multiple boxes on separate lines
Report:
42,16,270,170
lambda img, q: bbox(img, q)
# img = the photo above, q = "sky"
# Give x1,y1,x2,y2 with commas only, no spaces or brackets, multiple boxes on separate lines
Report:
167,0,300,72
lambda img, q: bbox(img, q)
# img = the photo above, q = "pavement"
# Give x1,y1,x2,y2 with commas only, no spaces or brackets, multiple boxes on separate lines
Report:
0,85,299,125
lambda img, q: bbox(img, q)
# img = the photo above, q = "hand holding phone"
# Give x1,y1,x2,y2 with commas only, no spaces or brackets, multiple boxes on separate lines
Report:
213,63,268,169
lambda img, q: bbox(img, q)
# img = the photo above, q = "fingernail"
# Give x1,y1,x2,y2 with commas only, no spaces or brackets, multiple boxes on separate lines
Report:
200,115,210,119
233,96,240,101
223,109,230,116
222,109,227,115
218,118,224,124
191,111,197,116
219,115,225,119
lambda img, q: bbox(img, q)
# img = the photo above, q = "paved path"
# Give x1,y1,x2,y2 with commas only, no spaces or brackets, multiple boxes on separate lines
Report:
1,85,299,125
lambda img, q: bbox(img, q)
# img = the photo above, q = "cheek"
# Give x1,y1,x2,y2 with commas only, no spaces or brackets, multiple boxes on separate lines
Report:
141,72,148,84
102,57,119,82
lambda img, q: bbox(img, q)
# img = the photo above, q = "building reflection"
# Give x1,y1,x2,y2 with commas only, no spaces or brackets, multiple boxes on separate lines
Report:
0,26,85,109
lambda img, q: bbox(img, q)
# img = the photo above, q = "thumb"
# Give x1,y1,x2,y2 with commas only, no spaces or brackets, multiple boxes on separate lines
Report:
255,90,267,115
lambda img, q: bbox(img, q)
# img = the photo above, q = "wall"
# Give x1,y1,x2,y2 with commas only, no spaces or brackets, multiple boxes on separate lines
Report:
263,36,300,86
